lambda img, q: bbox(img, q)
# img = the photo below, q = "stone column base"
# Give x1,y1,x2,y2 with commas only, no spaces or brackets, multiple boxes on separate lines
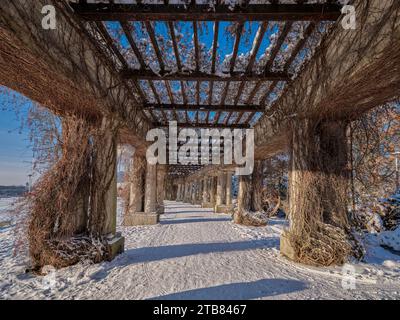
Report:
280,230,298,262
105,232,125,261
215,205,234,214
201,202,214,208
123,212,160,225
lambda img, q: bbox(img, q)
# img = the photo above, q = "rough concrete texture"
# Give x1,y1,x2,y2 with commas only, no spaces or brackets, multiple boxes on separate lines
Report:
123,212,160,226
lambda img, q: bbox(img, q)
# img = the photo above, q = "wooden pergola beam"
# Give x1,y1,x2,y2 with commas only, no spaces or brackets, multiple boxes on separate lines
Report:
145,21,165,71
121,69,290,81
145,104,264,112
167,21,188,104
284,22,316,72
233,21,268,123
258,22,316,107
207,20,220,122
71,3,342,22
154,122,250,129
148,80,161,104
244,22,293,108
120,21,146,69
216,22,244,123
95,21,149,105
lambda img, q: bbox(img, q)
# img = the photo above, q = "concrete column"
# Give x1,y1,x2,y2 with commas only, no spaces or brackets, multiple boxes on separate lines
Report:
144,162,157,213
281,119,350,266
128,154,145,213
181,183,185,201
181,183,184,201
237,174,251,213
90,117,119,236
196,180,202,203
176,184,181,201
191,182,196,204
216,173,224,206
184,182,189,202
209,177,216,205
90,117,124,260
202,177,208,204
124,159,160,226
226,171,232,206
156,165,166,214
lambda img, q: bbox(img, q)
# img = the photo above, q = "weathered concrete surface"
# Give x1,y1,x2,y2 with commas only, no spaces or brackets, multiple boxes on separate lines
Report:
144,163,157,213
215,205,234,214
0,0,150,153
280,231,297,262
201,202,214,209
123,213,160,226
128,154,145,213
254,0,400,159
105,232,125,261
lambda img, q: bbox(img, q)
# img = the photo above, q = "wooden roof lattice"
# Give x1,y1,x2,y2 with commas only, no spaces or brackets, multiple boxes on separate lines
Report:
69,0,343,176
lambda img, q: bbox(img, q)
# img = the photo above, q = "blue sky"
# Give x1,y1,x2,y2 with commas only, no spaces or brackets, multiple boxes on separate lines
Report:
0,91,33,186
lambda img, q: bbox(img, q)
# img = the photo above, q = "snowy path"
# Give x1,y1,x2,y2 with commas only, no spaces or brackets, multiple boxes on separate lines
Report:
1,200,400,299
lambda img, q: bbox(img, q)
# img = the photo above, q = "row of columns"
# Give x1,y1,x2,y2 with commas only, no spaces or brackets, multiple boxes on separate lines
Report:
174,171,233,213
124,154,167,225
123,119,350,266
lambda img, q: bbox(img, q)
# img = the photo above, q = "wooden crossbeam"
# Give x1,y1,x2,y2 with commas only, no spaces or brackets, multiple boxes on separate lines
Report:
193,21,201,120
244,22,293,106
233,21,268,124
284,22,316,71
144,21,172,119
207,21,220,123
242,22,293,125
120,21,146,69
264,22,293,73
145,104,264,112
216,22,244,124
71,3,342,22
121,69,290,81
167,21,187,104
258,22,316,107
148,80,161,104
94,21,148,105
154,122,250,129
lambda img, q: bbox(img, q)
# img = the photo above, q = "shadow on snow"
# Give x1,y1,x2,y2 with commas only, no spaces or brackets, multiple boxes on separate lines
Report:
148,278,307,300
90,239,279,280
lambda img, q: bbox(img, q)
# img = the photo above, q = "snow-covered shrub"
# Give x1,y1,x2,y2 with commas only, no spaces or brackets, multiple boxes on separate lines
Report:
379,193,400,231
377,227,400,252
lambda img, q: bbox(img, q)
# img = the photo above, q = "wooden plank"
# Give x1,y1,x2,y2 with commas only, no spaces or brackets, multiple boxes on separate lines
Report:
121,69,290,81
120,21,146,69
244,22,292,107
154,122,250,129
95,21,148,103
71,3,342,22
207,21,219,122
167,21,187,105
216,22,243,123
144,103,264,112
234,22,268,122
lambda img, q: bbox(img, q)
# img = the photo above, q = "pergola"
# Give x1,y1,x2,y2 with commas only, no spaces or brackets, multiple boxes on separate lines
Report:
70,0,341,129
2,0,398,269
68,0,343,178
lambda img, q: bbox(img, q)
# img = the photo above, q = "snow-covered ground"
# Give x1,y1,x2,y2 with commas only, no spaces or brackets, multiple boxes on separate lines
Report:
1,199,400,300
